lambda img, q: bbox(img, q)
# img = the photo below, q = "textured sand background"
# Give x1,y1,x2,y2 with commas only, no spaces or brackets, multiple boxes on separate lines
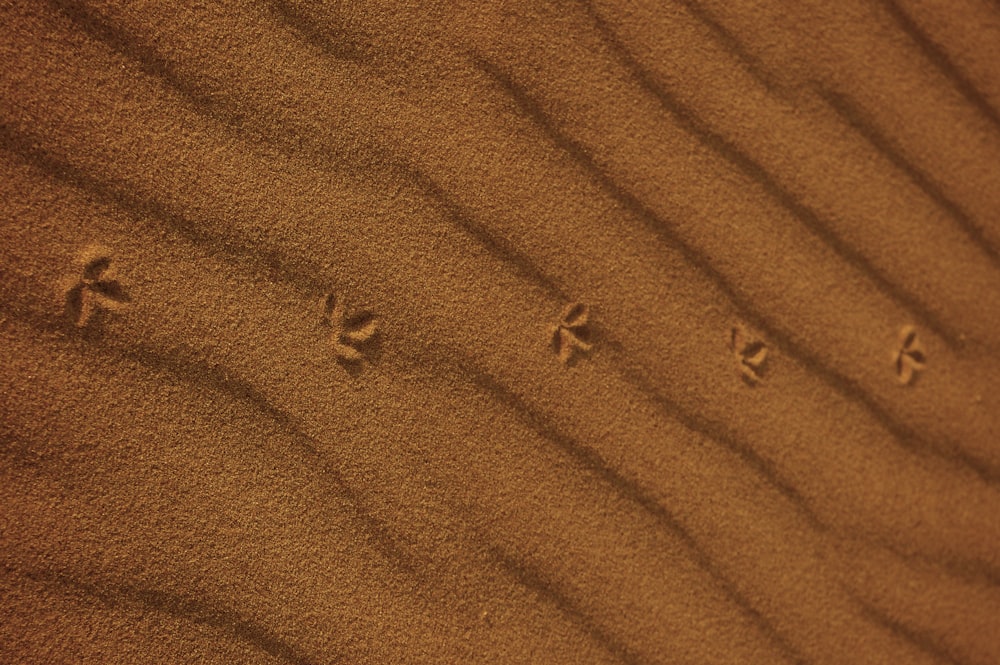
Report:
2,0,1000,663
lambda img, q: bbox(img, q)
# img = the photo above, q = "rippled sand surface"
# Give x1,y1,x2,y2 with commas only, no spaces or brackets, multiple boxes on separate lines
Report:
2,1,999,663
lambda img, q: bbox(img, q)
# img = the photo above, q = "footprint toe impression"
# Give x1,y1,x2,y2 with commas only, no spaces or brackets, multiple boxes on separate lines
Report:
322,293,378,364
63,245,129,327
550,302,592,365
731,324,768,385
894,325,926,385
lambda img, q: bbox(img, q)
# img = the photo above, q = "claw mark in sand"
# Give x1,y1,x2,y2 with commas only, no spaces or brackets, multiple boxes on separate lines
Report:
550,302,592,364
894,325,926,385
62,245,129,327
730,324,767,384
321,293,377,363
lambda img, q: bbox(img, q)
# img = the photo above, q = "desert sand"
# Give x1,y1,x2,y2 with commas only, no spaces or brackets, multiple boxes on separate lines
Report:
2,0,999,663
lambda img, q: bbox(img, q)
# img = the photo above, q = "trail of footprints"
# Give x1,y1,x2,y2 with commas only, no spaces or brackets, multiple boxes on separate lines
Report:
58,245,928,385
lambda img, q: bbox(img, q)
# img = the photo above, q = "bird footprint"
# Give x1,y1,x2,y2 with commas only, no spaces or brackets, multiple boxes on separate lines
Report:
550,302,592,364
62,245,129,327
730,324,767,384
321,293,377,363
894,325,925,385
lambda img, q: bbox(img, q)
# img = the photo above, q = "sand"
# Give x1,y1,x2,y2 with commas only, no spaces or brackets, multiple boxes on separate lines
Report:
1,0,999,663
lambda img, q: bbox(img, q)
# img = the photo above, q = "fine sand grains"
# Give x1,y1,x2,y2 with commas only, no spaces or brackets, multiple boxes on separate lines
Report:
2,1,999,663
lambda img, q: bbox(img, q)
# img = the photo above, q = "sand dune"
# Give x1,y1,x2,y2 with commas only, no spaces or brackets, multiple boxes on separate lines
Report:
2,0,999,663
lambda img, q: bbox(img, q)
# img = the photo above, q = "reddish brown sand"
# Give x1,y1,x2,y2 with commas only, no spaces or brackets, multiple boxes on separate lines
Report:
2,0,1000,663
